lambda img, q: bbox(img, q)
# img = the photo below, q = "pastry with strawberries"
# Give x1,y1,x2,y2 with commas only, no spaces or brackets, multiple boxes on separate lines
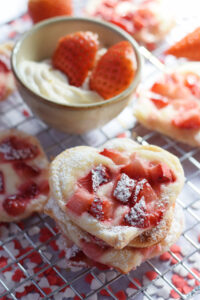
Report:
134,63,200,147
86,0,174,50
45,138,184,273
0,42,16,101
0,129,49,222
166,27,200,60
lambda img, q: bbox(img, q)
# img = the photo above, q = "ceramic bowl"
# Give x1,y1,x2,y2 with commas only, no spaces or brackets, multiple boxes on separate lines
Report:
12,17,142,134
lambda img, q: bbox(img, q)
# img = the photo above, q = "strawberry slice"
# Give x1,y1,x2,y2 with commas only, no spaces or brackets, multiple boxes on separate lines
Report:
89,41,136,99
66,189,94,215
0,170,4,194
166,27,200,60
100,148,128,165
150,95,169,109
149,163,175,184
121,155,148,180
52,31,98,87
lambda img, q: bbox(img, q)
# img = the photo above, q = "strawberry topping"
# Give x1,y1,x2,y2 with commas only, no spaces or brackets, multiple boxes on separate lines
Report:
52,31,98,87
113,173,135,203
0,136,39,162
13,161,40,177
100,148,128,165
89,197,105,220
90,41,136,99
0,170,4,193
149,163,175,184
0,60,9,73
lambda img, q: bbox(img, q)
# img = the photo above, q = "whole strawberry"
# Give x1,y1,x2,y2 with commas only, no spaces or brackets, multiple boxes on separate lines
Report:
52,31,99,87
89,41,136,99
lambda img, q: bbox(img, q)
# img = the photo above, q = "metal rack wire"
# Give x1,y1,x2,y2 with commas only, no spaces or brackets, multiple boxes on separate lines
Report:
0,3,200,300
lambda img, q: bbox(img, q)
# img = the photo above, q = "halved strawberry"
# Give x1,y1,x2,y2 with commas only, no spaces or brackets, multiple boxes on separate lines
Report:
121,155,148,180
89,41,136,99
149,163,175,184
166,27,200,60
52,31,99,87
66,189,94,215
100,148,128,165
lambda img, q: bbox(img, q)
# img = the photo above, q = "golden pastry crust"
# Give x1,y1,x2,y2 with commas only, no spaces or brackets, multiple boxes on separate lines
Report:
49,138,184,249
0,129,49,222
0,41,16,101
134,63,200,147
45,196,184,274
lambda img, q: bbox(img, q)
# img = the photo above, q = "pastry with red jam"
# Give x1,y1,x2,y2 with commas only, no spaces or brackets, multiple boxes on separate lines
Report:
0,42,16,101
86,0,174,50
45,138,184,273
0,129,49,222
134,63,200,147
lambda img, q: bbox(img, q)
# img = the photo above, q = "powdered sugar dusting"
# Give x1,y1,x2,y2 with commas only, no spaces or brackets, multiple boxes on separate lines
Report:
92,164,108,192
125,197,146,227
113,173,135,203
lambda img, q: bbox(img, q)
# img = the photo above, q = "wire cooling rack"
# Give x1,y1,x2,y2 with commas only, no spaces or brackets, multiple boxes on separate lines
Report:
0,2,200,300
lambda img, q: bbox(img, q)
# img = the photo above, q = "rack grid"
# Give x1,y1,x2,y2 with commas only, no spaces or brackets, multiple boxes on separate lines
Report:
0,2,200,299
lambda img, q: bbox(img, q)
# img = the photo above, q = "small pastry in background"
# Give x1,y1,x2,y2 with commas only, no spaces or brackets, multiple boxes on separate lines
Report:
0,129,49,222
0,41,16,101
134,63,200,147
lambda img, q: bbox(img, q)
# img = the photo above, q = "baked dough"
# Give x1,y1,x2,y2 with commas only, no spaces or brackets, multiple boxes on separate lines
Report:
134,63,200,147
49,138,184,249
86,0,174,48
0,41,16,101
45,196,184,274
0,129,49,222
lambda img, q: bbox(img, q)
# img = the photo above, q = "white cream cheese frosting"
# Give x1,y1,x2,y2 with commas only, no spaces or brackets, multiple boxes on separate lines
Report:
19,59,103,105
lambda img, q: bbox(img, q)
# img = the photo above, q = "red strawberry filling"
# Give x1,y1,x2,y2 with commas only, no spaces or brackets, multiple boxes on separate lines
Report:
67,149,175,229
13,161,41,177
0,170,4,194
3,181,39,216
0,136,39,162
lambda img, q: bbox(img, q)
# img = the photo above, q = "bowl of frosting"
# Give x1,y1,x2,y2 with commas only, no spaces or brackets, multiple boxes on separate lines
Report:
12,17,142,134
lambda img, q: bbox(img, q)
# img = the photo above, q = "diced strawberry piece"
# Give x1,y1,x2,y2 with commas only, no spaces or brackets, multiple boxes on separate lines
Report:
81,239,109,260
13,161,40,177
121,155,148,180
89,197,112,220
172,112,200,129
124,196,149,228
100,148,128,165
52,31,98,87
91,164,110,192
166,26,200,60
19,181,39,199
89,197,104,220
66,189,94,215
150,95,169,109
184,73,200,97
90,41,136,99
149,163,175,184
113,173,135,203
3,195,26,216
0,136,39,162
133,179,158,204
78,172,93,193
0,170,4,193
